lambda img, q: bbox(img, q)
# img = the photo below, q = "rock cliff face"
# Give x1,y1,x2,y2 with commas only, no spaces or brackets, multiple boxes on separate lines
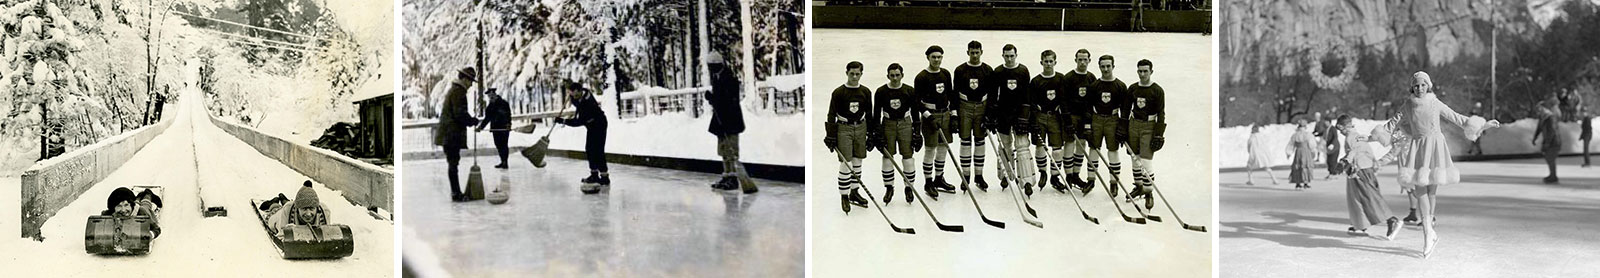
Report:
1221,0,1507,83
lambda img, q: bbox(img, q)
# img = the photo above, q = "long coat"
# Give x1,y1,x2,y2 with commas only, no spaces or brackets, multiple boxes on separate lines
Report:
434,82,478,149
707,67,745,136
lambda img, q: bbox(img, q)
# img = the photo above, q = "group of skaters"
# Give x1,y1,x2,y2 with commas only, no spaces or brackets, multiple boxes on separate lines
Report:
433,52,759,201
1246,91,1591,188
1247,71,1517,258
825,40,1167,213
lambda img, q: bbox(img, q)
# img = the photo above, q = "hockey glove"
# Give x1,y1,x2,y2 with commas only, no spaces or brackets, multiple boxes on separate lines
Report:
911,132,925,153
825,122,839,153
1116,118,1131,144
868,130,885,153
1152,122,1167,152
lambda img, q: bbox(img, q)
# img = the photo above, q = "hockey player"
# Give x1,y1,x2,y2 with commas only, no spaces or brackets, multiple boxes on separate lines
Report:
953,41,995,190
914,45,959,199
1125,59,1166,208
1029,50,1070,193
552,80,611,190
827,61,874,213
987,44,1035,195
1060,49,1097,192
872,63,921,204
1085,55,1129,196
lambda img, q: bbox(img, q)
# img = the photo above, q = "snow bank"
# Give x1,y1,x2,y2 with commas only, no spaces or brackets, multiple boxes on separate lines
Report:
1218,118,1599,168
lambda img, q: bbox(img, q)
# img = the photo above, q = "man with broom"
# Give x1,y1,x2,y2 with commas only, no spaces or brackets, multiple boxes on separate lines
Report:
706,53,758,194
477,88,513,169
437,67,481,202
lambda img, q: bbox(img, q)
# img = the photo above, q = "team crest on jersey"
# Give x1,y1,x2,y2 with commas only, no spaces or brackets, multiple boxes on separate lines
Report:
968,78,979,90
849,102,860,113
1006,80,1017,90
1136,97,1147,108
1101,92,1112,103
889,99,902,109
1046,90,1056,100
935,83,945,93
1078,87,1088,97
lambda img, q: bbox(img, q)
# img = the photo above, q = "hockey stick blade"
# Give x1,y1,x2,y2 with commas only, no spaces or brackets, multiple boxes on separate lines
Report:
945,147,1006,229
1152,184,1208,233
886,155,965,233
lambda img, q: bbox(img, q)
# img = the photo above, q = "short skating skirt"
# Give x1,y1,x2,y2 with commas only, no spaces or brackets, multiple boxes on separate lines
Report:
1396,136,1460,188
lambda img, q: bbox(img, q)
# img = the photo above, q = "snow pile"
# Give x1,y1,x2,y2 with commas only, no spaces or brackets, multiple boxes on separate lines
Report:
1218,117,1599,168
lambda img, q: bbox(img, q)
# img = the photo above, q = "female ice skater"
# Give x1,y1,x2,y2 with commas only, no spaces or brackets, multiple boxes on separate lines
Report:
1244,125,1278,185
1286,120,1319,190
1388,71,1500,258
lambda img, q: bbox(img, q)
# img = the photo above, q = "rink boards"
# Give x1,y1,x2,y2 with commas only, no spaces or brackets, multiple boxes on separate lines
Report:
815,6,1210,32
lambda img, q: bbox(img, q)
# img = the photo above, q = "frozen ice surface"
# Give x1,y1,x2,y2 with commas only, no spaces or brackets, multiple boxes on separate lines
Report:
0,88,393,276
811,29,1214,277
401,155,805,277
1220,157,1600,277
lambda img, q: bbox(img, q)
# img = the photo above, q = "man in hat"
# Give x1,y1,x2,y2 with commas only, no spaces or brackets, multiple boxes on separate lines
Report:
436,67,480,201
705,52,758,193
554,79,611,187
477,88,513,169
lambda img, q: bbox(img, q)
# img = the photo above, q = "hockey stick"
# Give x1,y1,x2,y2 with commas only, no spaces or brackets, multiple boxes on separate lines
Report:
1152,185,1208,232
944,145,1006,229
986,136,1043,228
1086,169,1146,224
1046,146,1100,224
835,151,915,234
884,154,964,232
1093,148,1163,222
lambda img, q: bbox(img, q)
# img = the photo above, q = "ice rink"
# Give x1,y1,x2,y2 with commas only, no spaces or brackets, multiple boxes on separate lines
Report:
0,90,394,276
1220,157,1600,277
811,28,1214,277
401,144,805,277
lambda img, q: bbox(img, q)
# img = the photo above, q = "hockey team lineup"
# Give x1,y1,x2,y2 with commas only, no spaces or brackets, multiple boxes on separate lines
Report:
823,36,1207,234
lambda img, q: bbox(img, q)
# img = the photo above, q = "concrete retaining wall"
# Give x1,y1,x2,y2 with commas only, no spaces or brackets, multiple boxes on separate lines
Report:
20,109,176,239
207,115,394,213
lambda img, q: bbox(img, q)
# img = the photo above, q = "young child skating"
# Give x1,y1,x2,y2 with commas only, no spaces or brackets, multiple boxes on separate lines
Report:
1336,116,1401,239
1244,125,1278,185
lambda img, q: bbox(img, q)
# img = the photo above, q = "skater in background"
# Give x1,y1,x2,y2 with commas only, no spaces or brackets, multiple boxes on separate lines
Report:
435,67,480,202
476,88,512,169
1532,95,1562,184
1390,71,1500,258
1336,115,1401,239
1576,94,1591,168
1323,113,1345,180
1244,124,1278,185
872,63,919,203
827,61,873,213
1125,59,1165,208
953,40,995,191
705,53,759,194
914,45,958,198
1084,54,1128,195
553,80,612,188
1286,120,1318,190
988,44,1033,194
1030,50,1070,192
1467,102,1485,156
1062,49,1097,191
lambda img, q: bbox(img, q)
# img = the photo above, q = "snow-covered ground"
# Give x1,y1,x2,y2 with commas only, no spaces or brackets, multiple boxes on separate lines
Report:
401,154,804,277
1218,118,1599,169
811,29,1213,277
0,85,392,276
1219,157,1600,277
